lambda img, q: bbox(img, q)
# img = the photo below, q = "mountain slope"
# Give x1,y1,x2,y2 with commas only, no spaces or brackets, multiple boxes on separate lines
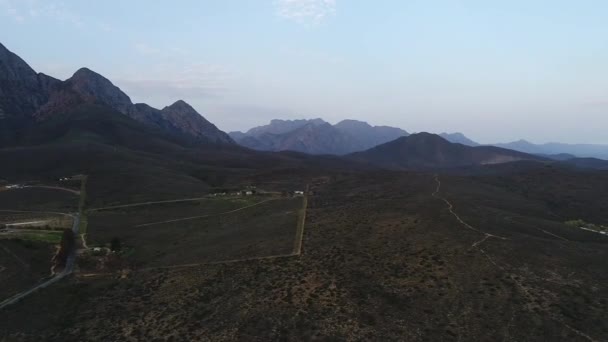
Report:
440,132,479,146
494,140,608,160
349,132,545,169
235,122,364,155
0,42,233,145
334,119,408,147
0,42,61,119
232,119,409,154
245,118,327,137
159,100,232,144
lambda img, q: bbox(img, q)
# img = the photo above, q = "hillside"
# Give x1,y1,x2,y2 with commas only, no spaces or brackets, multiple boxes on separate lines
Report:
349,132,545,169
232,119,408,155
494,140,608,160
0,42,233,145
439,132,479,146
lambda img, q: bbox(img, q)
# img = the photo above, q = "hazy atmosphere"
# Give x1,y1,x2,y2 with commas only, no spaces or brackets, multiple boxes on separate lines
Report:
2,2,608,341
1,0,606,143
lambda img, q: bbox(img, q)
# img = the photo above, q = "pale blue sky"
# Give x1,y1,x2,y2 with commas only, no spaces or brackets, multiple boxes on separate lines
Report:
1,0,607,143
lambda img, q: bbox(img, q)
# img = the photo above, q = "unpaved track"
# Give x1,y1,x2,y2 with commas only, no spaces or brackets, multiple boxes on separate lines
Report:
3,186,80,196
135,198,277,227
432,175,599,342
292,187,308,255
89,196,210,211
432,175,507,246
0,209,72,217
23,186,80,195
138,253,296,272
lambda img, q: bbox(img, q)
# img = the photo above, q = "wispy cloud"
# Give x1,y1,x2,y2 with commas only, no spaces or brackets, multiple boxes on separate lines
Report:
276,0,336,25
116,46,232,105
133,43,162,56
0,0,24,22
0,0,83,26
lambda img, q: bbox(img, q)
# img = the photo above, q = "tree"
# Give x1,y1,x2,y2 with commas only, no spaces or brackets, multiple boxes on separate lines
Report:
110,237,122,252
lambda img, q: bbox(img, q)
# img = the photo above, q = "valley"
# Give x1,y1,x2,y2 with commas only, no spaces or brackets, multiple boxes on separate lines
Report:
0,167,606,341
1,34,607,341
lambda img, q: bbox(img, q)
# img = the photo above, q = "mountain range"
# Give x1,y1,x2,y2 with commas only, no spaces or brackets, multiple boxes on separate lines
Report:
0,42,232,146
348,132,545,169
230,119,408,155
233,119,608,160
1,41,606,176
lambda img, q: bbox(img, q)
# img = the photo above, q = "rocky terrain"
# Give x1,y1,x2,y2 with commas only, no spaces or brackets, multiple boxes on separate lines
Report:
349,132,546,169
0,43,233,145
230,118,408,155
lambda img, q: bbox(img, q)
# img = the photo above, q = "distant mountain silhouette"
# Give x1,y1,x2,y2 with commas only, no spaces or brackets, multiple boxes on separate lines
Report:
334,120,408,147
0,42,233,145
244,118,327,136
348,132,545,169
493,140,608,160
231,119,408,155
439,132,479,146
560,157,608,170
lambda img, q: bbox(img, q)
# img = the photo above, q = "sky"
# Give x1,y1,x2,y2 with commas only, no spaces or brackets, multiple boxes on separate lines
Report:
1,0,607,144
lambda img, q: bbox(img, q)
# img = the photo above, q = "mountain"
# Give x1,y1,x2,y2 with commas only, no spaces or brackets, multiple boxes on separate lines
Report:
0,42,61,119
233,122,364,155
158,100,233,144
243,118,327,137
231,119,408,155
333,119,408,147
493,140,608,160
439,132,479,146
348,132,545,170
0,42,233,145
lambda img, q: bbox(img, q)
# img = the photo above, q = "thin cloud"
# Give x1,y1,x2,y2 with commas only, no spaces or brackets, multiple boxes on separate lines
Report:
0,0,24,22
133,43,162,56
276,0,336,25
113,61,232,106
0,0,82,26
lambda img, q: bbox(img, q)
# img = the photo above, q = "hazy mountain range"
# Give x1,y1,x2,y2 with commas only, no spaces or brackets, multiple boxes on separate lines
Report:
1,40,607,174
348,133,545,169
229,119,408,155
233,120,608,160
0,42,232,146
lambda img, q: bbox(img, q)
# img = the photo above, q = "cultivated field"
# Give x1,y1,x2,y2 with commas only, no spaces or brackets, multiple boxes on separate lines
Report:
86,196,305,268
0,187,78,212
0,239,55,300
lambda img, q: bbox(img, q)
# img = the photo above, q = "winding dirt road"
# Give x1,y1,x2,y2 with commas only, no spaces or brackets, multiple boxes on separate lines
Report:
431,174,599,342
432,175,507,248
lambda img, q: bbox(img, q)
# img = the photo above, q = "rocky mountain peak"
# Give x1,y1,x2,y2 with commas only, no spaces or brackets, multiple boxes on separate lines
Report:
159,100,233,144
335,119,372,129
162,100,200,117
0,43,38,82
0,42,60,117
66,67,132,114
